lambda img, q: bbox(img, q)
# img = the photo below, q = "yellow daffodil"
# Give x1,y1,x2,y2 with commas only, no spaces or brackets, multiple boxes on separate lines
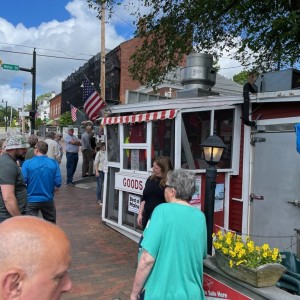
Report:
213,231,281,268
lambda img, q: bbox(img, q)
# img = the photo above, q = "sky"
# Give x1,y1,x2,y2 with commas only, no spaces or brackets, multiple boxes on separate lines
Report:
0,0,244,109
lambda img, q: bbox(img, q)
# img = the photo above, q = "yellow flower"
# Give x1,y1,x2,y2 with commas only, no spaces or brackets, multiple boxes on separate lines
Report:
262,244,269,251
213,231,281,269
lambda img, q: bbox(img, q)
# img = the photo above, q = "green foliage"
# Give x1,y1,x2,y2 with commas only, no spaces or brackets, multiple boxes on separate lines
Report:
87,0,300,87
233,70,249,86
59,112,74,126
35,118,43,127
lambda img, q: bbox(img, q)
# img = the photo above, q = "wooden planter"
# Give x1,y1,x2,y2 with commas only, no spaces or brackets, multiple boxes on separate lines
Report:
214,250,286,288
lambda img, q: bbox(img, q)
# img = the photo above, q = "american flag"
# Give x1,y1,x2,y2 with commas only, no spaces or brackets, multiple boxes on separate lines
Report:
82,78,106,121
70,104,77,122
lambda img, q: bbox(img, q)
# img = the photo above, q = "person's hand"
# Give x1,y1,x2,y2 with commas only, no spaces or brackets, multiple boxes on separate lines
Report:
130,293,139,300
137,213,143,227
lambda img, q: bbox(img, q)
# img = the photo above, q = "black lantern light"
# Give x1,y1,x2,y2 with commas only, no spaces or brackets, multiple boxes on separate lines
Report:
201,134,226,255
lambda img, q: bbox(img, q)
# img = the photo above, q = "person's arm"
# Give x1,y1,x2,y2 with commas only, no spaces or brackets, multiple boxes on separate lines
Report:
131,250,155,300
137,200,145,226
0,185,22,216
54,163,62,188
54,143,61,162
94,152,100,176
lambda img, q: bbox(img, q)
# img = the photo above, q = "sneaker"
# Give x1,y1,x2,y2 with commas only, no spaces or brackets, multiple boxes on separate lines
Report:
66,182,76,186
97,200,102,206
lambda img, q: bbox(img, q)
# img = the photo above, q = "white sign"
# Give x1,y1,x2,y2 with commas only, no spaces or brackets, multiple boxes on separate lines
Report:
131,149,140,170
190,176,201,210
128,194,141,214
115,173,148,195
19,112,29,117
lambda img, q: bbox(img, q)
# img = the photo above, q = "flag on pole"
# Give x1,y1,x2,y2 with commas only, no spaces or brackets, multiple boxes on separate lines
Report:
70,104,78,122
82,77,106,121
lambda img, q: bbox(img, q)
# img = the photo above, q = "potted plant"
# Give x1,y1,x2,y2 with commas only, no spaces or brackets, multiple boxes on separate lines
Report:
213,231,286,287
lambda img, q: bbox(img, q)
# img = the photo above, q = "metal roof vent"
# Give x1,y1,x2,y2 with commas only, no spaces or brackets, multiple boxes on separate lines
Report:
176,53,218,98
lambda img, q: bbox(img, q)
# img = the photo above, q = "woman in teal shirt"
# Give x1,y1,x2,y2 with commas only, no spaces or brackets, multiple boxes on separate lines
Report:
131,169,207,300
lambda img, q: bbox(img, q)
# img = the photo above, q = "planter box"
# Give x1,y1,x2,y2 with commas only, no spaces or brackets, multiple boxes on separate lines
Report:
215,250,286,287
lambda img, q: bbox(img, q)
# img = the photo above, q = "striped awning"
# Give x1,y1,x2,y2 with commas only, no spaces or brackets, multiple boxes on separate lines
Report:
101,109,178,125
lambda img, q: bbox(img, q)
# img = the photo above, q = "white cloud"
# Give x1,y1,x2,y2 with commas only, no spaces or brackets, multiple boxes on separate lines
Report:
0,0,127,107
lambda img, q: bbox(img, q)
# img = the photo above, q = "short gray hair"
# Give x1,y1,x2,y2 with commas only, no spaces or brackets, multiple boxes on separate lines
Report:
167,169,196,201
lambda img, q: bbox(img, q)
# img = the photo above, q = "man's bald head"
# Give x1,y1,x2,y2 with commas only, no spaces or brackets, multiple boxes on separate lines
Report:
0,216,72,300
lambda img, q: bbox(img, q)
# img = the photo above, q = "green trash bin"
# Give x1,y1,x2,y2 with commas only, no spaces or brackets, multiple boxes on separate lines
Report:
276,251,300,295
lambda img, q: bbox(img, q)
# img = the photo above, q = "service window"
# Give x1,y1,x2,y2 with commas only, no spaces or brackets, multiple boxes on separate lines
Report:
181,109,234,170
151,119,175,164
104,167,119,222
107,124,120,162
123,123,147,171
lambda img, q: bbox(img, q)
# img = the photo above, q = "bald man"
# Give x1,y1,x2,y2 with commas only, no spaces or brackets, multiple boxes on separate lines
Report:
0,216,72,299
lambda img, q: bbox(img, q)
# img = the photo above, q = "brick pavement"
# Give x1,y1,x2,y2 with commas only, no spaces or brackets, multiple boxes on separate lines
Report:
56,180,138,300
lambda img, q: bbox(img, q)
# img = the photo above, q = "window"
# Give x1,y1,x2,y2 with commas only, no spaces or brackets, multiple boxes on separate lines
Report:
181,109,234,170
107,124,120,162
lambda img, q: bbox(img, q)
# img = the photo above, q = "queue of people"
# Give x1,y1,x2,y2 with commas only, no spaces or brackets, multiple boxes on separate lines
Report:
0,131,208,299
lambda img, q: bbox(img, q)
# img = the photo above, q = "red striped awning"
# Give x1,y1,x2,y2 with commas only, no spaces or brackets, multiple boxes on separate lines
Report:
101,109,178,125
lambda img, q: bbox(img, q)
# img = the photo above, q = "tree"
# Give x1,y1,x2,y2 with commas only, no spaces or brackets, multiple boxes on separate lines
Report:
233,70,249,86
87,0,300,87
58,112,74,126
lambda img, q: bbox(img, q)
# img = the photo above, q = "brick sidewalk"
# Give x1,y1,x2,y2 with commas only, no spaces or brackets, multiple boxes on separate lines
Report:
56,183,137,300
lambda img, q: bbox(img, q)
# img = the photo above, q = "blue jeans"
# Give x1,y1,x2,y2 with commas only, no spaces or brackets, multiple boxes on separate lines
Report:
66,152,79,184
96,171,104,201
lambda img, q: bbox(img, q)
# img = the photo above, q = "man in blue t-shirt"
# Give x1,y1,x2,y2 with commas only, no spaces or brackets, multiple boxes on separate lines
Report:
21,141,61,223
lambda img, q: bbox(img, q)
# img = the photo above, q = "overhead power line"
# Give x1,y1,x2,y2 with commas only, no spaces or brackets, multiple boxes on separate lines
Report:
0,49,89,62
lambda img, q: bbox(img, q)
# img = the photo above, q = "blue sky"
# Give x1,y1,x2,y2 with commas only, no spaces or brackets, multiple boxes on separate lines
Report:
1,0,71,28
0,0,242,108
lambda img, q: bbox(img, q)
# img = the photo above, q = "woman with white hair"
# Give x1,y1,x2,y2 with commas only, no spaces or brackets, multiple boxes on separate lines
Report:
131,169,207,300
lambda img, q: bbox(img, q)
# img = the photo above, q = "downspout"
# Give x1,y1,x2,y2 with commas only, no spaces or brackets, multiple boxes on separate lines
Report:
241,125,252,235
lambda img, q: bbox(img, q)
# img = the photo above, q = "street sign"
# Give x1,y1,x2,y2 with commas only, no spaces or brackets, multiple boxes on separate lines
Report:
2,64,19,71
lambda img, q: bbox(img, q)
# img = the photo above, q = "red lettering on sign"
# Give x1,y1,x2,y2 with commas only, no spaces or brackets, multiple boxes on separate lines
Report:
122,178,143,190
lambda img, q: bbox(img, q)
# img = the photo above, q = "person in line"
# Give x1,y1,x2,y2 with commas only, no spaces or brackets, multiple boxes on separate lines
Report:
44,131,61,164
90,130,97,159
25,134,39,160
21,141,61,223
131,169,207,300
0,135,28,222
94,142,105,206
137,156,173,229
55,132,64,162
81,125,94,177
0,216,72,299
0,139,6,155
65,126,81,186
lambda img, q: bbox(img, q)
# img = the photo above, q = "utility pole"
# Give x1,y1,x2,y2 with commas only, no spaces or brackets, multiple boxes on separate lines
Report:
22,82,27,133
20,48,36,134
100,2,106,100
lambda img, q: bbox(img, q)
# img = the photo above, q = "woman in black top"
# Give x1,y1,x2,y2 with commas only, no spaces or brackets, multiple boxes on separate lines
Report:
138,156,173,229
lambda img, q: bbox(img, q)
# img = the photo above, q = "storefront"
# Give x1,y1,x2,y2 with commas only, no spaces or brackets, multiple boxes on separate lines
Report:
100,96,243,241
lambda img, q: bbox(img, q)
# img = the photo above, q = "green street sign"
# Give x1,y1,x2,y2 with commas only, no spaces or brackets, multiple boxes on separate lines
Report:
2,64,20,71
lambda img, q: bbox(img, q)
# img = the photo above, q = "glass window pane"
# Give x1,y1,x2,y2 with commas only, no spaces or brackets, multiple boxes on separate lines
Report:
151,119,175,163
104,167,119,222
181,111,211,170
107,124,120,162
214,109,234,169
124,123,146,143
123,149,147,171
